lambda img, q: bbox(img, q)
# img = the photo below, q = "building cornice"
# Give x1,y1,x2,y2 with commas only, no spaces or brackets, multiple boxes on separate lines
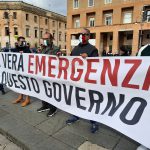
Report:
0,1,66,22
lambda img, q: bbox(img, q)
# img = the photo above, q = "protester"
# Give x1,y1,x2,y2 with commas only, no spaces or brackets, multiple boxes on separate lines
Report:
0,84,5,95
37,32,61,117
102,49,107,56
12,36,31,107
136,44,150,150
107,50,113,56
119,45,129,56
66,28,99,133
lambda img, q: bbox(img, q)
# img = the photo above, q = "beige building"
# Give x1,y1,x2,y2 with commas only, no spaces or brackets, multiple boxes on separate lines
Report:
0,1,67,51
67,0,150,55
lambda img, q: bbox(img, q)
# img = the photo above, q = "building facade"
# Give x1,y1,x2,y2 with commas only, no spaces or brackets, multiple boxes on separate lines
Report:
67,0,150,55
0,1,67,51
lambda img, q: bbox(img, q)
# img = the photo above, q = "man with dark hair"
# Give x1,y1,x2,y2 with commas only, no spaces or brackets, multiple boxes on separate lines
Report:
119,45,129,56
37,32,61,117
107,50,113,56
66,28,99,133
15,36,31,53
12,36,31,106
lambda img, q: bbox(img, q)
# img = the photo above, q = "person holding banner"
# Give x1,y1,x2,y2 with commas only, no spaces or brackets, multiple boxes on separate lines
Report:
136,44,150,150
0,84,5,95
37,32,61,117
12,36,31,107
66,28,99,133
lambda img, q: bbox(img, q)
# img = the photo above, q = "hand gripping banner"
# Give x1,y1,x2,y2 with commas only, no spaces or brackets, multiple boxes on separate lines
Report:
0,52,150,148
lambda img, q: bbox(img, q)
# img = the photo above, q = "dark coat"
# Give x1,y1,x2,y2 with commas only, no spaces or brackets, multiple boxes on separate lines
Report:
71,43,98,57
14,46,31,53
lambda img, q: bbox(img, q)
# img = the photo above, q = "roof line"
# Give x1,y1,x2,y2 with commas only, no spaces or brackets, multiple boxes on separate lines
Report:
0,1,66,17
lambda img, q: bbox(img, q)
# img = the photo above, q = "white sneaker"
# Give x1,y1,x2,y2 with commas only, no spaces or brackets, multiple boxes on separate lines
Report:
136,145,148,150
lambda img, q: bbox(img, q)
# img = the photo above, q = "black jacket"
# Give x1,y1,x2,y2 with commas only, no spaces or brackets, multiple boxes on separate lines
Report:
13,46,31,53
71,43,98,57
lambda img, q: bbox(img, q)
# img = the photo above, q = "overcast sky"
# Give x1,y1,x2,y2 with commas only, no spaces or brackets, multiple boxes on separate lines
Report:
0,0,67,15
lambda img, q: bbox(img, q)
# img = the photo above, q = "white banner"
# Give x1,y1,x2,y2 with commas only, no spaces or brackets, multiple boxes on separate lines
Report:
0,52,150,148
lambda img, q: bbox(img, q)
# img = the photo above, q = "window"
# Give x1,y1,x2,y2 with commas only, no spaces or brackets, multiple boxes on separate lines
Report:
34,16,37,23
5,27,9,36
53,31,55,39
40,31,43,38
110,35,113,40
59,32,62,41
35,30,38,38
59,22,61,28
105,14,112,25
74,19,80,28
73,0,79,9
13,12,17,19
146,10,150,22
89,18,95,27
88,0,94,7
146,34,150,39
26,14,29,21
4,12,9,19
14,27,18,35
127,34,133,40
65,34,67,42
45,19,48,25
52,21,55,27
104,0,112,4
26,28,30,37
65,24,67,29
123,12,132,23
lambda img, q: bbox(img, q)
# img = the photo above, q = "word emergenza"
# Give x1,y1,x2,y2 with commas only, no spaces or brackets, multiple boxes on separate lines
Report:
1,53,150,91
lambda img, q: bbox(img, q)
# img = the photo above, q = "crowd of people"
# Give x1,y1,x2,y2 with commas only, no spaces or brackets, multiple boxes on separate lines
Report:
102,46,131,57
0,28,149,149
0,28,136,131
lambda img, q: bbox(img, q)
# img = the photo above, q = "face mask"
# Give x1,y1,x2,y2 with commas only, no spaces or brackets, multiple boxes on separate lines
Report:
43,40,50,46
79,34,87,44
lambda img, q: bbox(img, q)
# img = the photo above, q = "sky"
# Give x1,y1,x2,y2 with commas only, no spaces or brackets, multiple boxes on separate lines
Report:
0,0,67,15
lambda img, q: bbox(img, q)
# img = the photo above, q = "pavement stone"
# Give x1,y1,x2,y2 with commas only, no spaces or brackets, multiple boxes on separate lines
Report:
114,137,139,150
53,127,86,149
31,136,75,150
0,109,9,118
62,120,120,149
0,134,10,146
0,89,140,150
0,114,26,132
36,111,70,135
0,102,48,126
2,142,22,150
0,133,21,150
78,141,109,150
8,124,49,149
